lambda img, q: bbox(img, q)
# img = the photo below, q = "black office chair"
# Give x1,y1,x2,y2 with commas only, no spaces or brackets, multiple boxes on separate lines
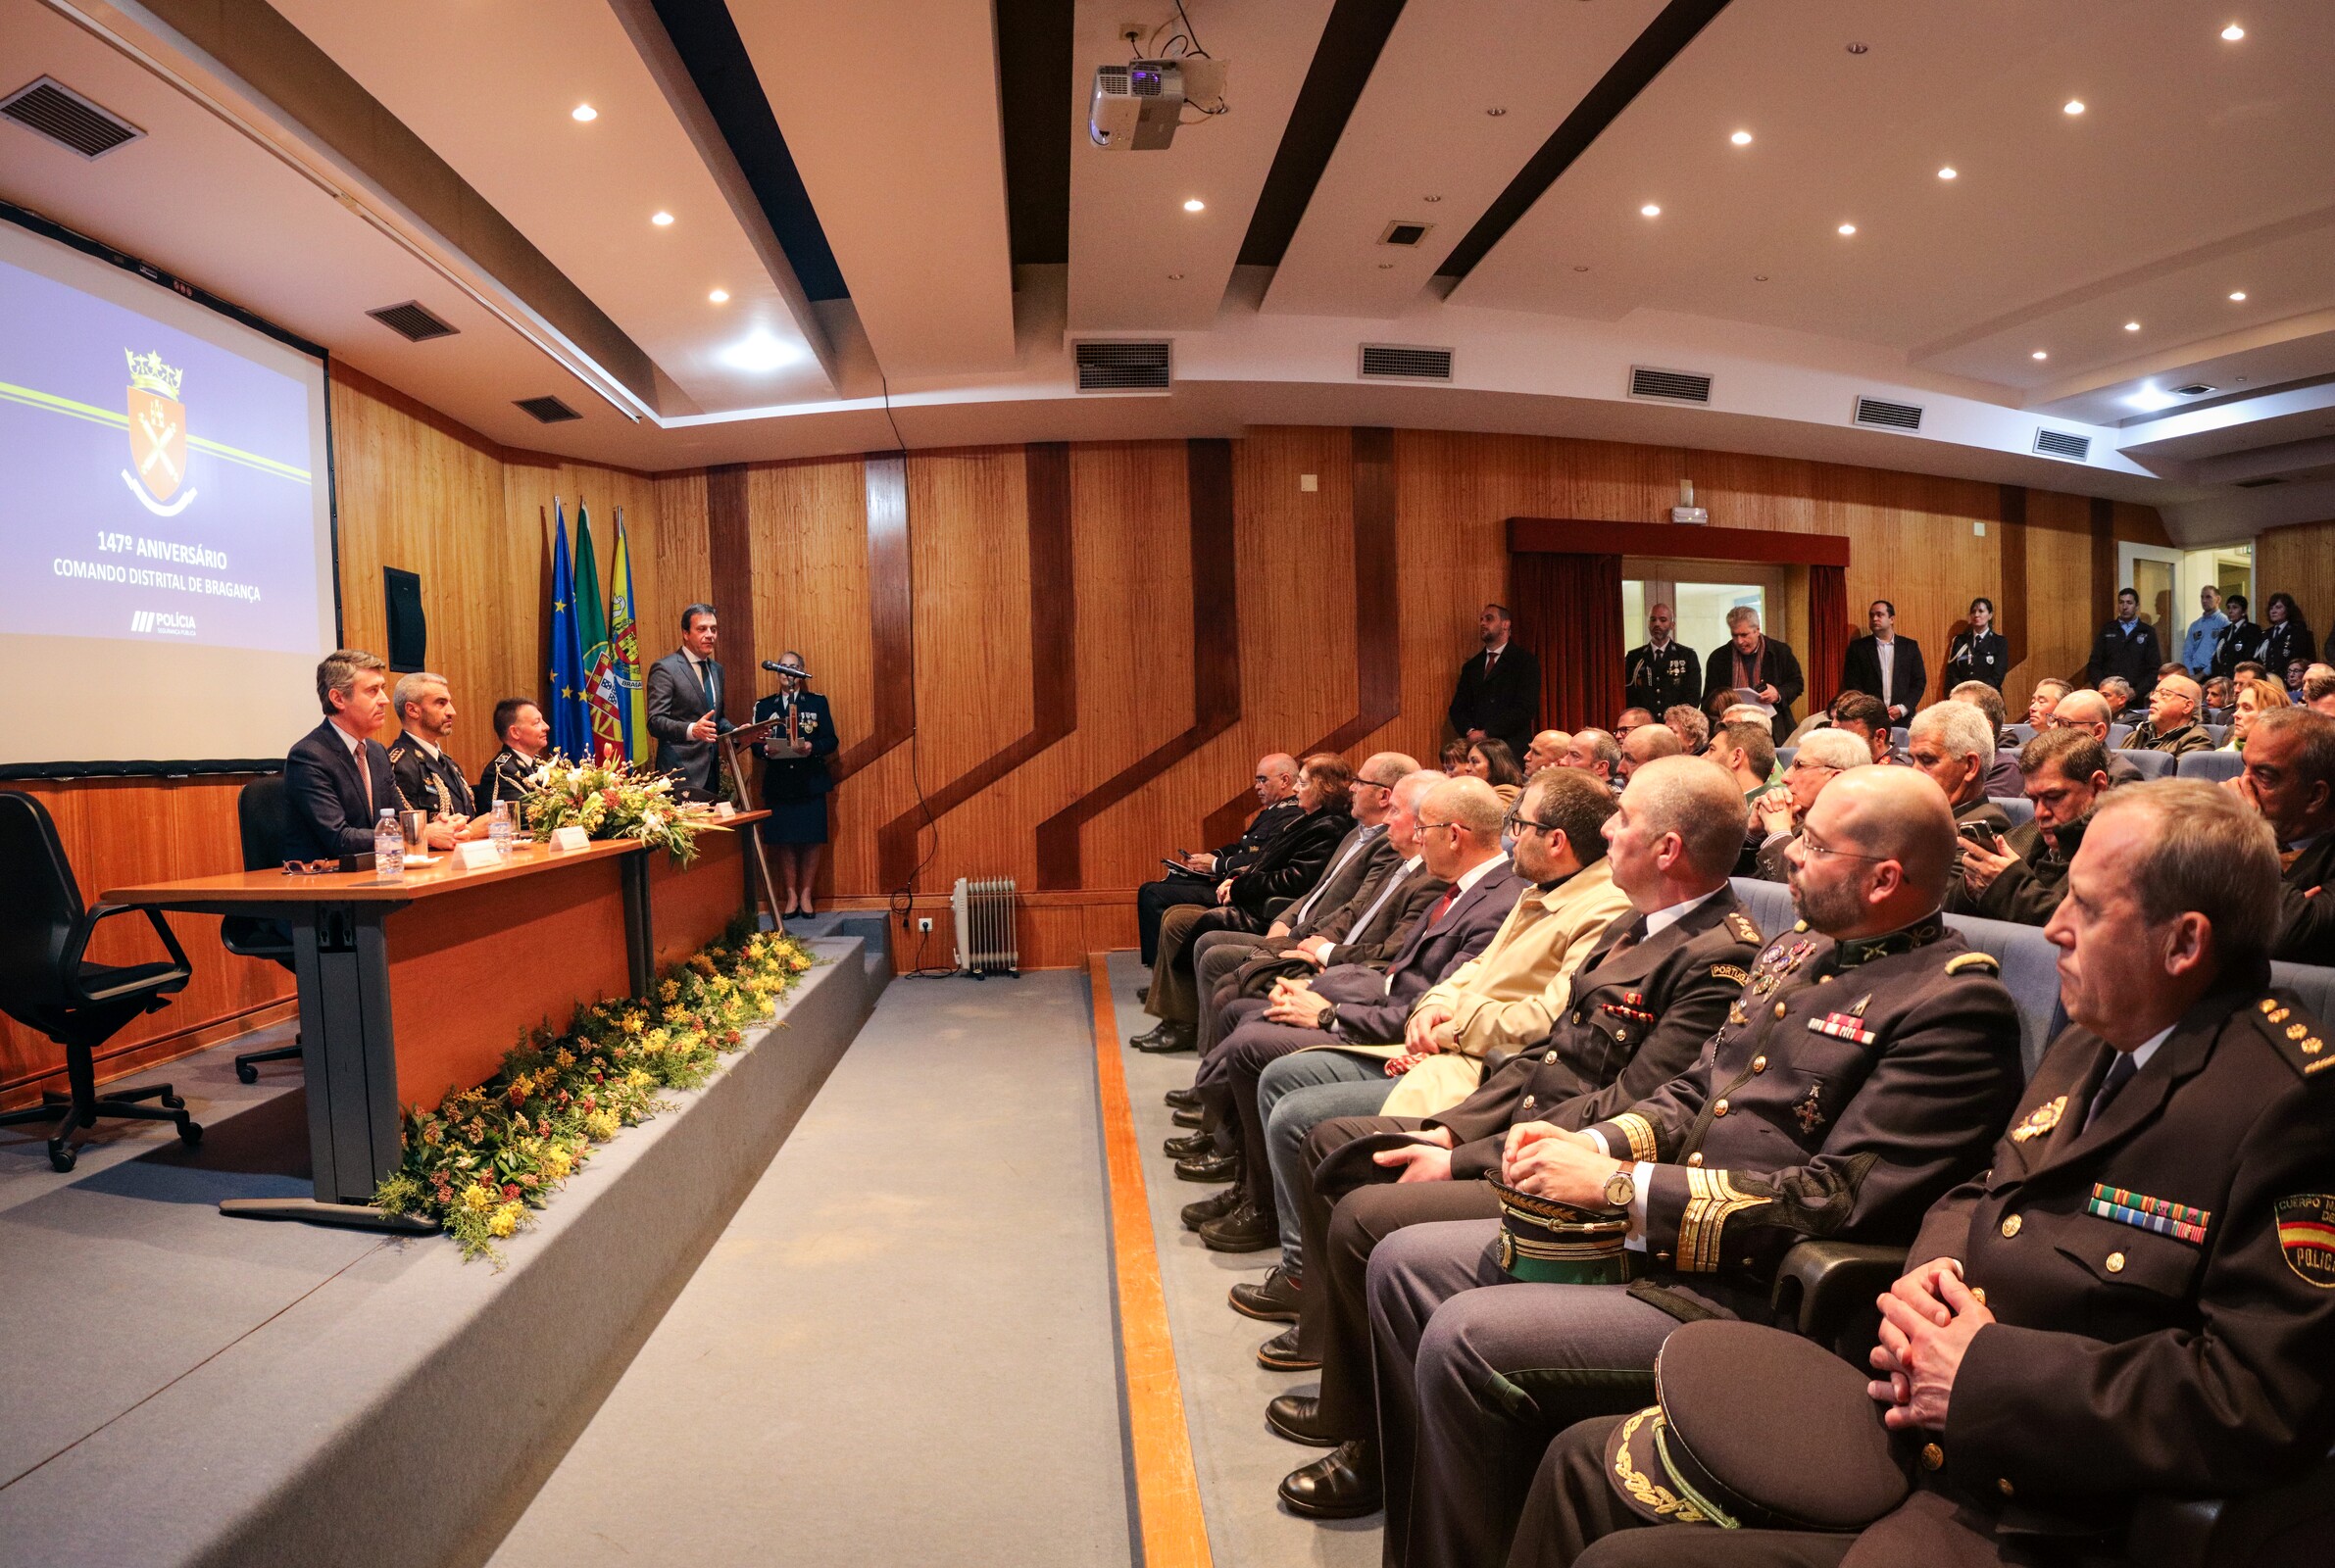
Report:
0,791,200,1172
224,775,301,1083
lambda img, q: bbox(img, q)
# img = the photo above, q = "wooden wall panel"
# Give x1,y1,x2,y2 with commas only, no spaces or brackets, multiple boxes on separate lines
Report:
2258,517,2335,648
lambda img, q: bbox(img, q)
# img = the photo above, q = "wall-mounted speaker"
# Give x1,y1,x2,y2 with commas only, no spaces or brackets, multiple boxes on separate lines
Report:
383,567,426,671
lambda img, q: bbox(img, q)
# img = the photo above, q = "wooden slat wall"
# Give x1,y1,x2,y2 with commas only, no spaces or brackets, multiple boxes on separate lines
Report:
2257,517,2335,649
10,389,2186,1105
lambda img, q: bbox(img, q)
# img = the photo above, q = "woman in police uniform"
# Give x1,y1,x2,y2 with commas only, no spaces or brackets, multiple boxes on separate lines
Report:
754,652,838,918
1942,596,2009,692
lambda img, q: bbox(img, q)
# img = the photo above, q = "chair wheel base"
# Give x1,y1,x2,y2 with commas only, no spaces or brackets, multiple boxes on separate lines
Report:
235,1063,259,1084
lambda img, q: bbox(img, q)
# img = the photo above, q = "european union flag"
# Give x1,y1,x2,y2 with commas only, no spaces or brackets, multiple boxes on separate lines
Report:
547,499,589,760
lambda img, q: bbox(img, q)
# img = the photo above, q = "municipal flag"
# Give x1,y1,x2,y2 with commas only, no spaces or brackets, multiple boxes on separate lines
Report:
547,499,588,760
608,508,648,761
572,503,622,760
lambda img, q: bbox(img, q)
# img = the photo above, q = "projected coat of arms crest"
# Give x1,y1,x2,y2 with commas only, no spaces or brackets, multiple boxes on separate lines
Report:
124,349,196,515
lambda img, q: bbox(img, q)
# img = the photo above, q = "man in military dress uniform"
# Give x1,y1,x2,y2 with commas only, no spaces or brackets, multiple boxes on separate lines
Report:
1505,779,2335,1568
1346,767,2024,1567
1624,604,1701,720
385,671,477,840
475,697,550,817
1135,754,1301,967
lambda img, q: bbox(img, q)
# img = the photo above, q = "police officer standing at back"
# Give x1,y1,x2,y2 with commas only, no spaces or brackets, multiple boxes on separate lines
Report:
1623,604,1700,719
1504,779,2335,1568
1941,597,2009,692
754,651,838,919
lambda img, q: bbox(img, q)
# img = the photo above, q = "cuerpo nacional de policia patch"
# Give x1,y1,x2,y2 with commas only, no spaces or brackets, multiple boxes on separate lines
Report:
2275,1195,2335,1288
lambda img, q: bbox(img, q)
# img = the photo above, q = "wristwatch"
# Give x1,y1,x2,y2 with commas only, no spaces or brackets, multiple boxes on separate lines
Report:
1602,1167,1637,1211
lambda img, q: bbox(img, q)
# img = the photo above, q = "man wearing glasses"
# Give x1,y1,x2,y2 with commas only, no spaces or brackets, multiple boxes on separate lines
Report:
1134,753,1302,969
2043,690,2145,785
1953,727,2112,925
1747,727,1874,881
1341,767,2022,1566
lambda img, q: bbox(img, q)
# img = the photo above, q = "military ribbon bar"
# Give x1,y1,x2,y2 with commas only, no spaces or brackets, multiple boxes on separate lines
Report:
1807,1012,1877,1046
2086,1184,2211,1246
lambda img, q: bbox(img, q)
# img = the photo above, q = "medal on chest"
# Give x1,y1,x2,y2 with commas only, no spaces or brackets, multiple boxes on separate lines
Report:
1752,938,1814,997
2008,1096,2065,1143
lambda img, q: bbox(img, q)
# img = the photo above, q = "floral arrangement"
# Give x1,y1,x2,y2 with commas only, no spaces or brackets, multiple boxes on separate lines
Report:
518,753,714,862
373,918,818,1261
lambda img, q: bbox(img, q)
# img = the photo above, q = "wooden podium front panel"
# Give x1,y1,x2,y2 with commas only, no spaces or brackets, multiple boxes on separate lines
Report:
384,857,632,1112
645,826,749,975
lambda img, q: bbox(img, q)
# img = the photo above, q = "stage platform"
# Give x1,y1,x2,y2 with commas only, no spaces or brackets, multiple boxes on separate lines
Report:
0,936,877,1568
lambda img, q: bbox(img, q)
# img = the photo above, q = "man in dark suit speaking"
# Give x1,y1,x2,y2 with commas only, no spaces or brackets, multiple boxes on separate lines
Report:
1840,598,1928,723
284,648,426,860
1449,603,1540,760
647,602,730,798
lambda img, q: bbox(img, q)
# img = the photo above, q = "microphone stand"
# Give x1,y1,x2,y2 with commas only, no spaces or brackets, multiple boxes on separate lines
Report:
719,714,784,931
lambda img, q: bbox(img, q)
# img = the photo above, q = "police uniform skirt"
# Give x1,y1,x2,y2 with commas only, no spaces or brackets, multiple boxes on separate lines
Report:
759,758,830,846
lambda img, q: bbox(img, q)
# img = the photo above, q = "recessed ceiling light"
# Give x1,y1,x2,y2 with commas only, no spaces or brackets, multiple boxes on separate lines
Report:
2221,23,2245,40
1573,265,1591,272
571,104,597,122
2124,320,2142,331
1423,194,1443,203
1377,263,1395,270
1753,274,1769,282
1182,198,1205,213
708,289,729,304
718,330,800,373
1730,130,1752,146
651,211,674,226
2032,350,2048,361
1641,203,1662,218
1486,107,1507,117
1937,167,1958,179
2063,99,2085,116
1837,222,1858,236
1845,42,1868,55
1167,271,1183,280
2228,290,2247,301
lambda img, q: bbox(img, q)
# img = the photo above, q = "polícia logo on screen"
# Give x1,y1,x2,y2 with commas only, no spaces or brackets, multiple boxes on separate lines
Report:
130,610,197,637
123,349,198,518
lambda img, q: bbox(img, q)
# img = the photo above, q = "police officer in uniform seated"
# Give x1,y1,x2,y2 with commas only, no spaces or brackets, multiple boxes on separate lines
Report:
2231,707,2335,966
1507,780,2335,1568
475,698,550,817
1134,754,1301,969
1953,727,2111,926
1623,604,1700,720
753,651,838,919
386,671,480,840
1308,767,2024,1566
285,649,408,860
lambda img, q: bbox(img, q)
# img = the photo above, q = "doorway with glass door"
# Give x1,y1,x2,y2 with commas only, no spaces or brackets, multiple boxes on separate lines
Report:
1621,561,1786,712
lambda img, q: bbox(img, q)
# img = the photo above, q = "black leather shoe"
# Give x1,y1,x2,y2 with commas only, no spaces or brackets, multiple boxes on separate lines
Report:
1137,985,1150,1004
1163,1130,1215,1158
1229,1264,1302,1322
1133,1022,1196,1054
1175,1151,1239,1184
1266,1394,1340,1447
1164,1087,1201,1111
1256,1325,1318,1371
1278,1442,1381,1518
1129,1021,1171,1049
1180,1185,1243,1230
1199,1199,1276,1253
1170,1106,1203,1129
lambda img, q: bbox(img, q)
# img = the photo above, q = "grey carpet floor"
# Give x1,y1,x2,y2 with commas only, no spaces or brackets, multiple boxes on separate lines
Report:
487,969,1134,1568
1105,951,1384,1568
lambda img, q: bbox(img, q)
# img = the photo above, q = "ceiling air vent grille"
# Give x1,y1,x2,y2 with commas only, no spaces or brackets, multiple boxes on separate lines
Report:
0,76,143,159
1628,366,1712,404
1360,344,1453,381
2169,383,2218,398
1853,395,1924,432
368,301,459,342
2032,428,2092,462
514,396,582,424
1074,340,1171,392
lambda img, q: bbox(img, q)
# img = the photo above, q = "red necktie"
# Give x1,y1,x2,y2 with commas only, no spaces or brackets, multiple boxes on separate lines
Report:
1426,887,1458,927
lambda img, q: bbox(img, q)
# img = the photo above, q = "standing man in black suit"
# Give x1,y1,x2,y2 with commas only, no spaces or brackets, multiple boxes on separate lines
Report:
1700,606,1804,745
647,603,729,800
1622,603,1699,720
283,649,444,860
1840,599,1927,724
1450,603,1541,760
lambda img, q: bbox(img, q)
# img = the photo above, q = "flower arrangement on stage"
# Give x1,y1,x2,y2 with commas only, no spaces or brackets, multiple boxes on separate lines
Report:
517,753,714,862
372,917,819,1261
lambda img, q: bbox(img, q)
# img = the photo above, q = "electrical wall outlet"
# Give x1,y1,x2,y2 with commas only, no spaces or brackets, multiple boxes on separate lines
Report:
918,916,934,933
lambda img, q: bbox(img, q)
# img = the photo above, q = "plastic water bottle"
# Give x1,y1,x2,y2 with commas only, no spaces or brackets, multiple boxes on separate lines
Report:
374,808,405,878
490,800,514,859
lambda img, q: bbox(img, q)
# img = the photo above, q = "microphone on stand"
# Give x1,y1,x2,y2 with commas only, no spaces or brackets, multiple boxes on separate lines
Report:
760,661,789,673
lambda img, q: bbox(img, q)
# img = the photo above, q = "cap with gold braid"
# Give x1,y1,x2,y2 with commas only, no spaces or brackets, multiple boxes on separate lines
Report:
1490,1178,1634,1285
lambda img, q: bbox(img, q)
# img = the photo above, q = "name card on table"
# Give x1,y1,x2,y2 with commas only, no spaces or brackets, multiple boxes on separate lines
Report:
713,801,736,818
548,826,591,854
455,839,503,870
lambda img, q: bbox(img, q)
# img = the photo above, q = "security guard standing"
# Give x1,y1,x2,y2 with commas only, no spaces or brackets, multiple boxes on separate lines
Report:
385,670,473,843
753,651,839,919
1623,604,1701,719
1347,768,2023,1568
475,697,551,817
1505,780,2335,1568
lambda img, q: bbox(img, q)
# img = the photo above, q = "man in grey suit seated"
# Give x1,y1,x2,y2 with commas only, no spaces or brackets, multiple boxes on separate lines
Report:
646,602,729,798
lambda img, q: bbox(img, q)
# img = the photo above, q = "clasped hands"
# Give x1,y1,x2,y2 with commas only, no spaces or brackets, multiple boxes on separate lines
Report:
1867,1258,1992,1431
1261,976,1332,1027
1498,1121,1625,1208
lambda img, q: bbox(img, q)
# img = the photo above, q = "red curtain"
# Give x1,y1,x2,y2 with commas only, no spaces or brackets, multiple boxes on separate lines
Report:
1514,550,1623,733
1807,563,1850,714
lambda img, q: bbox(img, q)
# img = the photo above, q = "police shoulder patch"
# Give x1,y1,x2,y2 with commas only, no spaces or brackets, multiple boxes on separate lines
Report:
1944,953,2000,976
2253,995,2332,1079
1711,963,1752,987
2275,1194,2335,1287
1725,911,1763,946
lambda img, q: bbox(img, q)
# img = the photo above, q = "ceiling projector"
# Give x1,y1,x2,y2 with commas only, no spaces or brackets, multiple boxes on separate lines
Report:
1090,57,1226,150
